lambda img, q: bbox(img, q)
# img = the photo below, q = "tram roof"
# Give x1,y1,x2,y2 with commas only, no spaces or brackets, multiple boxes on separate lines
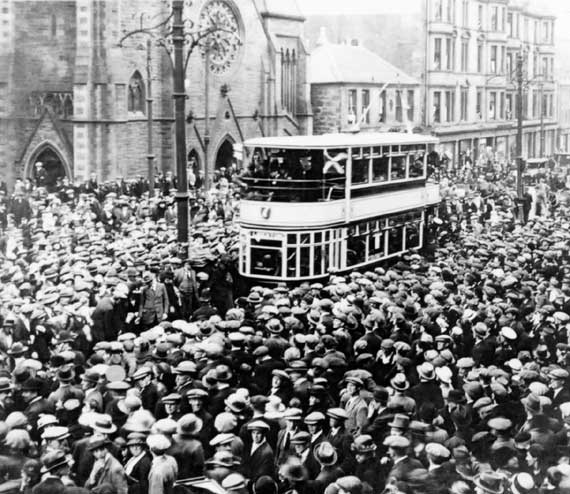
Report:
244,132,439,150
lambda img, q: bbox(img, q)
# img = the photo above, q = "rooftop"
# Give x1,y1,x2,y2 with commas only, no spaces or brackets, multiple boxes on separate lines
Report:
309,28,418,85
244,132,438,149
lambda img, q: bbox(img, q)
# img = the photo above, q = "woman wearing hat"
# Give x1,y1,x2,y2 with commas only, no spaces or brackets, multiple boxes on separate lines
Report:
169,413,205,479
124,432,152,494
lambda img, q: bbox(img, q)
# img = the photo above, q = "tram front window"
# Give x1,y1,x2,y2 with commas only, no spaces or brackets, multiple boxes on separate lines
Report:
251,248,282,277
250,238,282,277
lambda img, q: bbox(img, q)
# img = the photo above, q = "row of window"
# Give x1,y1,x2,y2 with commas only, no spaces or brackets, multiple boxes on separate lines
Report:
242,212,424,278
432,88,555,124
507,12,554,45
435,1,507,33
347,88,414,126
434,0,554,46
350,146,426,185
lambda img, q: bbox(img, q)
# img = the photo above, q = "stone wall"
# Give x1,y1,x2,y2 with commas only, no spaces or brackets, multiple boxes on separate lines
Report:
311,85,342,135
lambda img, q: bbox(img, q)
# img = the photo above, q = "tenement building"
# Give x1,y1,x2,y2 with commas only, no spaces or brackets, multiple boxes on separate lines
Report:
0,0,311,188
305,0,559,167
425,0,557,166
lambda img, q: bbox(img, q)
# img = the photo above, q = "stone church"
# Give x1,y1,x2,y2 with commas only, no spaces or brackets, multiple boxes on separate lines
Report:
0,0,311,188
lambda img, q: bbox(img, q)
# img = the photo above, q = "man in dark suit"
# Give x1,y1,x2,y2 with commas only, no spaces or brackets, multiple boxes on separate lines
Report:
33,450,69,494
124,433,152,494
208,365,235,417
251,346,286,395
291,431,320,479
173,259,198,320
548,368,570,407
242,420,275,481
326,408,354,473
137,272,169,330
22,378,54,442
384,435,423,483
275,407,303,465
409,362,444,411
132,367,160,413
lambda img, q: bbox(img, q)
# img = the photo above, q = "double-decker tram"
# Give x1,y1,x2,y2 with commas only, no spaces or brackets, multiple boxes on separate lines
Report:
236,132,441,282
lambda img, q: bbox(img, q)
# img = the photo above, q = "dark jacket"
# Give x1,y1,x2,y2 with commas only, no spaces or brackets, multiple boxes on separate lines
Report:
242,441,275,481
125,452,152,494
168,436,205,479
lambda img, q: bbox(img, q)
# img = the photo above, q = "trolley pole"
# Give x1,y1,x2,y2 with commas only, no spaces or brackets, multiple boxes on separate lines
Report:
172,0,189,246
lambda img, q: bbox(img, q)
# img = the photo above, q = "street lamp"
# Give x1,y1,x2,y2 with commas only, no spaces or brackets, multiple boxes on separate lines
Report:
119,0,240,248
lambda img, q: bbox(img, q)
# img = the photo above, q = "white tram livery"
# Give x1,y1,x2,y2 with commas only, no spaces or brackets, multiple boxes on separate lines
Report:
237,132,441,282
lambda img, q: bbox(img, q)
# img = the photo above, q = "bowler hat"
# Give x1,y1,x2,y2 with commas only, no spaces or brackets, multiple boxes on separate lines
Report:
40,450,70,474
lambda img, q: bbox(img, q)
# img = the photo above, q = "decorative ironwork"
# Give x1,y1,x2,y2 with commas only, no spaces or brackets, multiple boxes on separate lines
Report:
29,92,73,119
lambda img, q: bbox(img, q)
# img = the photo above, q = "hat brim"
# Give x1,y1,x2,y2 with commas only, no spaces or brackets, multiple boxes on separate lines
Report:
40,457,70,474
473,478,504,494
92,424,117,434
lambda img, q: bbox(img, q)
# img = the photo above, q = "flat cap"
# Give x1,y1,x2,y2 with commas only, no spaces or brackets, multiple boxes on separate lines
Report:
383,435,410,449
425,442,451,459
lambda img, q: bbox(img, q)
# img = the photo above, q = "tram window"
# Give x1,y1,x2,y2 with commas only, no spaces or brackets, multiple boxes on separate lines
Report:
387,229,400,255
324,231,329,242
388,227,404,255
300,247,311,277
287,233,297,244
351,157,369,184
314,245,324,275
287,248,297,276
372,155,389,182
314,232,322,243
347,234,366,266
405,223,422,249
300,233,310,244
391,155,407,180
368,231,385,260
409,158,424,178
251,248,282,277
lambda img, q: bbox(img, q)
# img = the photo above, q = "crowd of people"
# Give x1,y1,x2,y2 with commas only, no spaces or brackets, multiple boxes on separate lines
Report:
0,164,568,494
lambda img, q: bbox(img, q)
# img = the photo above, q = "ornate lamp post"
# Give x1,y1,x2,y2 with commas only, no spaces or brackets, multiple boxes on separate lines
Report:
119,0,240,248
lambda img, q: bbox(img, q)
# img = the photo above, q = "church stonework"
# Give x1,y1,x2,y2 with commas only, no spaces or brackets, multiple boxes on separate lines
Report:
0,0,312,187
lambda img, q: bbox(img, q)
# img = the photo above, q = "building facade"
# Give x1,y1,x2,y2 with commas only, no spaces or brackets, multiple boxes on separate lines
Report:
425,0,557,165
0,0,311,188
310,29,421,135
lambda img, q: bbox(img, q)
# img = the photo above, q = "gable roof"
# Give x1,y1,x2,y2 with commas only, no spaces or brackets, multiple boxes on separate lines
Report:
310,40,418,86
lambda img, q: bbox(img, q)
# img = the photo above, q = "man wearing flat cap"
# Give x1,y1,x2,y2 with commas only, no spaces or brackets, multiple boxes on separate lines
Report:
548,368,570,407
243,420,275,481
383,435,423,483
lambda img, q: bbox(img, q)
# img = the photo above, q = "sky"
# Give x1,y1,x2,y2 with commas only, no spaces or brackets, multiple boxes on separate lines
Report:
297,0,570,17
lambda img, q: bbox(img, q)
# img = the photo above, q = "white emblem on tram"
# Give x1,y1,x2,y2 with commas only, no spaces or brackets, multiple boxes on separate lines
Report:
260,207,271,219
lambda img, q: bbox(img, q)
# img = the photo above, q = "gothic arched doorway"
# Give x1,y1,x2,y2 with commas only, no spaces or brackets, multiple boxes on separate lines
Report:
29,145,69,192
215,138,234,170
